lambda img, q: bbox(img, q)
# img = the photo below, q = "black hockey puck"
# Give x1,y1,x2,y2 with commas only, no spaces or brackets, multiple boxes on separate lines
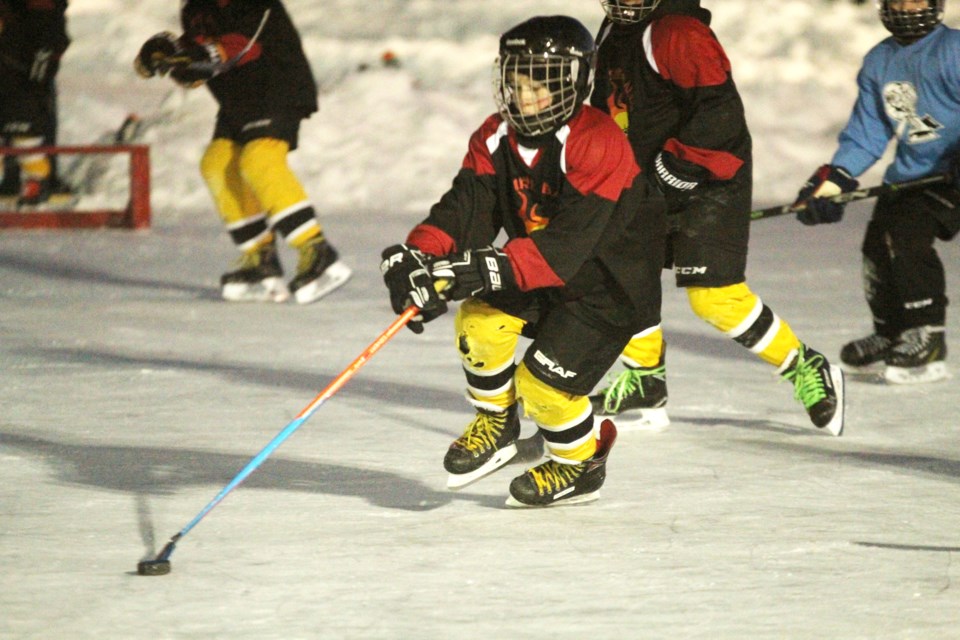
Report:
137,559,171,576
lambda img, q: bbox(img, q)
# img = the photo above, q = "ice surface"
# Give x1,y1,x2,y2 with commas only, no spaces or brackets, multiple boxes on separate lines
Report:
2,1,960,638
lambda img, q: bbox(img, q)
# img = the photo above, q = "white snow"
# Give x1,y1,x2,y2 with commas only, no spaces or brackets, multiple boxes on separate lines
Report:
3,1,960,638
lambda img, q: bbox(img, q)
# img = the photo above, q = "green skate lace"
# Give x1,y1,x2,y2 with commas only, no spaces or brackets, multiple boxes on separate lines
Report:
529,460,583,496
456,410,509,453
782,349,827,409
598,365,666,413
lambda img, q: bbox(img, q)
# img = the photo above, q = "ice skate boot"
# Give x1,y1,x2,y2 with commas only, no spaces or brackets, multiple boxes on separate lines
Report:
839,333,893,372
506,419,617,508
288,236,352,304
220,241,290,302
779,345,844,437
444,401,521,489
884,326,949,384
589,355,668,431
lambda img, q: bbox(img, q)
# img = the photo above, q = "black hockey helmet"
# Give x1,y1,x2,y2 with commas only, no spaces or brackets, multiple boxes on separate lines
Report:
493,15,596,137
600,0,664,25
878,0,944,43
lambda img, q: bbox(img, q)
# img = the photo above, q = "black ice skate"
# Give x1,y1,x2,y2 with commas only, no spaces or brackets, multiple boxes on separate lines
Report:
220,241,290,303
17,177,51,208
778,345,844,437
840,333,893,371
506,419,617,508
444,401,521,489
589,352,669,431
884,326,949,384
288,236,352,304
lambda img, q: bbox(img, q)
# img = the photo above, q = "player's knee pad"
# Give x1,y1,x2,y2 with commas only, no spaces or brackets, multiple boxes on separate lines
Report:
455,299,524,403
454,299,524,374
687,283,799,366
238,138,309,212
515,362,596,462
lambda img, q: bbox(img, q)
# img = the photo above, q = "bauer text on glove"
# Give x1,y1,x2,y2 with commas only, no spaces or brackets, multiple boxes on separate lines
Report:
430,246,517,301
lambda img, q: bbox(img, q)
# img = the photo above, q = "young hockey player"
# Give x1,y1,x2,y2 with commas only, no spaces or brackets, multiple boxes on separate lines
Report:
380,15,666,507
793,0,959,384
589,0,845,436
0,0,70,207
134,0,350,304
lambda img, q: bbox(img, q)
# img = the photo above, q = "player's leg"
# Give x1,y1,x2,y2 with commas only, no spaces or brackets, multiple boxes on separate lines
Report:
507,287,634,507
873,190,951,383
444,297,527,489
200,137,289,302
678,181,844,434
237,116,350,304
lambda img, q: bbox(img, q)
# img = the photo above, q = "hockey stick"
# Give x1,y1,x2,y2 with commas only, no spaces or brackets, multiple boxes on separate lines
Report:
137,301,424,576
750,173,951,221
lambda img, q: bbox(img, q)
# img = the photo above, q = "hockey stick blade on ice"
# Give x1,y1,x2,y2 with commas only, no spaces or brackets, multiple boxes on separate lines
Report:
750,173,951,221
136,302,424,576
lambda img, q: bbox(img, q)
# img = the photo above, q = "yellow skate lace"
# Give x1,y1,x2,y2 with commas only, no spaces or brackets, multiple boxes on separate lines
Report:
529,460,584,496
456,410,508,453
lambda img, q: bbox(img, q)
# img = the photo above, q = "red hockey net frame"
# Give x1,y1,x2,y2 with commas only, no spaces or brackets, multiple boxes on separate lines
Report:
0,144,151,229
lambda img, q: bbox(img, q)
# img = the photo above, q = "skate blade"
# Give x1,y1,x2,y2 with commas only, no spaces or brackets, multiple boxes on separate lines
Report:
222,277,290,303
609,407,670,432
504,489,600,508
446,443,518,490
884,361,950,385
293,261,352,304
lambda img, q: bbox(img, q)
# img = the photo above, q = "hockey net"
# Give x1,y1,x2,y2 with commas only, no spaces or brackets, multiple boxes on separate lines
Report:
0,144,151,230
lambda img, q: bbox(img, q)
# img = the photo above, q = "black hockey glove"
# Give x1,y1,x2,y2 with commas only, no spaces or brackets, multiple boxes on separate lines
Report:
653,151,701,212
430,246,517,302
134,32,181,79
794,164,859,225
167,40,224,88
380,244,447,334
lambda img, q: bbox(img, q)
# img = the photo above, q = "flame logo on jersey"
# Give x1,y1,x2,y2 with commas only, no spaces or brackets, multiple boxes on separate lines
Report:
883,81,943,144
513,176,555,233
606,68,632,133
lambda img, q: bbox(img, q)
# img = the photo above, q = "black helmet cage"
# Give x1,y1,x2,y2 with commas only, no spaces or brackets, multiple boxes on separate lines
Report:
878,0,944,41
493,17,596,137
600,0,663,24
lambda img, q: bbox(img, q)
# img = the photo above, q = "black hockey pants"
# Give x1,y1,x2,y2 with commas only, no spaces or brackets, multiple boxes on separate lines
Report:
862,184,960,336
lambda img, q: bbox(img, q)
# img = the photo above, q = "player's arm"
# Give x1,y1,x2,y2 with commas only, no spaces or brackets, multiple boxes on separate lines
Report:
647,17,746,194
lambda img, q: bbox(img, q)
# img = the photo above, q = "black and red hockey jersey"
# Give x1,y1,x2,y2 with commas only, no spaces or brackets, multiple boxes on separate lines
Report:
179,0,317,118
404,105,665,313
591,0,750,187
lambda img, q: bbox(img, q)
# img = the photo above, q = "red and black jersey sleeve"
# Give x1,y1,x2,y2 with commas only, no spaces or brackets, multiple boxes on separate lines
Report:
406,114,503,256
648,15,747,182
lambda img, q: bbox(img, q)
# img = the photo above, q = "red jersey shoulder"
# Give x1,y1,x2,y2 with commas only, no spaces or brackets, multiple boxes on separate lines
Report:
650,14,731,89
462,113,505,175
565,106,640,201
